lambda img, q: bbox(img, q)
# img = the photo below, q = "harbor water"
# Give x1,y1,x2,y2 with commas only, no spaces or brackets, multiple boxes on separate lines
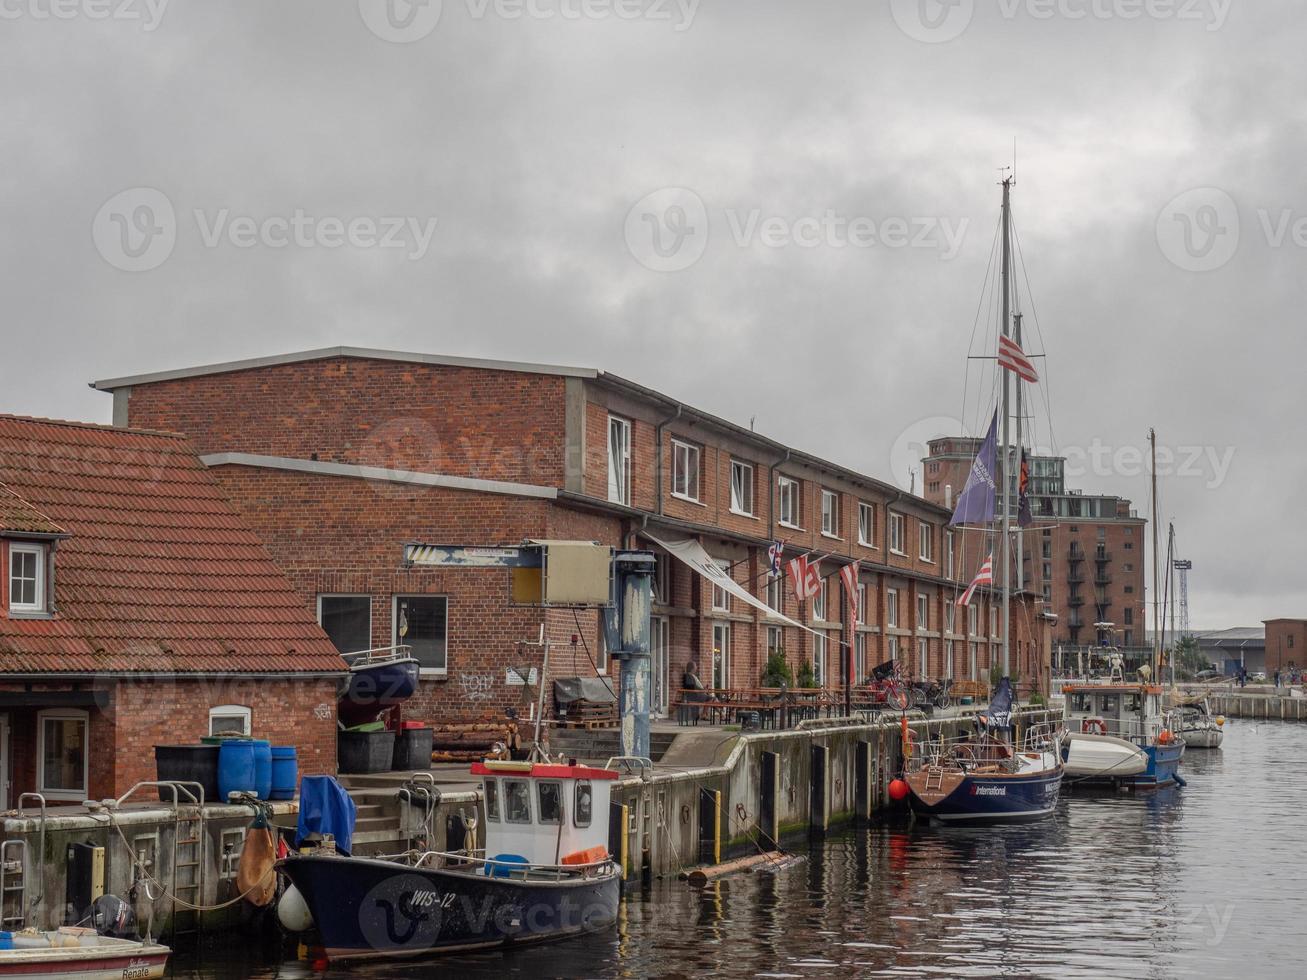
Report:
176,720,1304,979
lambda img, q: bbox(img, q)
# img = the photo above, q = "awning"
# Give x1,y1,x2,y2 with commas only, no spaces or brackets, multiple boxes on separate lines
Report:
643,532,827,641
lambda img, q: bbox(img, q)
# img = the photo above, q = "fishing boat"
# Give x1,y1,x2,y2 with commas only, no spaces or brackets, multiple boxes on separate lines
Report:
337,645,421,728
1061,679,1185,787
1172,694,1224,749
905,678,1064,823
0,928,169,980
278,760,621,963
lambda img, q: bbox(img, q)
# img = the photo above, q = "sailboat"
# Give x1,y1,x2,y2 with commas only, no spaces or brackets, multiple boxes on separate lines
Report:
903,174,1064,824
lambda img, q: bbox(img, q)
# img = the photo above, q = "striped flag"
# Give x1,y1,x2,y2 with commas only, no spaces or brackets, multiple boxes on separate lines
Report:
787,555,822,601
956,552,994,606
997,335,1039,383
767,540,784,578
839,562,858,615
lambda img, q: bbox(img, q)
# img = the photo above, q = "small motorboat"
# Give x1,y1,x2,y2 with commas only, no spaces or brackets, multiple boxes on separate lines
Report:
0,927,169,980
904,678,1064,824
1172,695,1224,749
337,645,421,728
278,760,621,962
1061,680,1185,788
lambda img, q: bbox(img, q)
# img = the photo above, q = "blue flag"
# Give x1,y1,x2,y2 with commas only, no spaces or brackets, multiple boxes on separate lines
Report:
950,412,998,526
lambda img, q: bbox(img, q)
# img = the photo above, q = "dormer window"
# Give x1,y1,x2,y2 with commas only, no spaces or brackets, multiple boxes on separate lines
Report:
8,542,46,613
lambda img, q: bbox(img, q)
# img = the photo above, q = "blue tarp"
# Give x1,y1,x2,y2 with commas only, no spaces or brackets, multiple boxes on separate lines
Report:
978,677,1014,732
295,775,358,856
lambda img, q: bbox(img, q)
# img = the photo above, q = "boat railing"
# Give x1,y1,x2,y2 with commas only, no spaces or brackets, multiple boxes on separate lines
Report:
1019,721,1062,752
908,732,1021,774
340,644,415,667
404,848,616,881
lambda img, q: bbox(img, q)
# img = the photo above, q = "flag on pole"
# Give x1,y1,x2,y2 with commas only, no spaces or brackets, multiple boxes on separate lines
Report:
957,552,994,606
1017,448,1033,527
767,540,784,578
839,563,859,617
997,335,1039,383
787,555,822,601
950,411,998,526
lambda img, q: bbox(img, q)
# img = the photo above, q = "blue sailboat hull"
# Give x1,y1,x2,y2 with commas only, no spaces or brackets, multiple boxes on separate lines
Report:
338,657,421,727
908,766,1064,824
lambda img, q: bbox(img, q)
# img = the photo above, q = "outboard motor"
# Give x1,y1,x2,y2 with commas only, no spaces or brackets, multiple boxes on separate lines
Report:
92,894,136,938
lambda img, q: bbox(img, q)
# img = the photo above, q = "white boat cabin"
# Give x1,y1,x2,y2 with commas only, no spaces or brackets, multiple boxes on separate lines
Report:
472,760,616,868
1062,683,1168,741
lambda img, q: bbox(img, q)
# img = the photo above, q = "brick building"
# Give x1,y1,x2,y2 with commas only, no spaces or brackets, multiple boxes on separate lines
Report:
94,348,1047,724
0,415,346,806
1263,619,1307,674
922,437,1147,650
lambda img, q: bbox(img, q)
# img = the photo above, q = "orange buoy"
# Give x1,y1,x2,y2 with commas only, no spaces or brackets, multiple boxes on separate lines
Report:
888,778,910,802
1158,729,1172,745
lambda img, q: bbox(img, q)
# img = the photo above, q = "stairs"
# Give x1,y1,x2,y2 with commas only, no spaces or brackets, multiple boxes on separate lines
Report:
548,728,676,764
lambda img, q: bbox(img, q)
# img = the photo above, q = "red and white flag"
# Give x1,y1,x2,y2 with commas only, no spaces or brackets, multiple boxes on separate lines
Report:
956,553,994,607
787,555,822,601
997,335,1039,383
839,563,859,616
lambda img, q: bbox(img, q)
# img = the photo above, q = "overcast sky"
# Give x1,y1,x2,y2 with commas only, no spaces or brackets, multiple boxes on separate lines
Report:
1,0,1300,629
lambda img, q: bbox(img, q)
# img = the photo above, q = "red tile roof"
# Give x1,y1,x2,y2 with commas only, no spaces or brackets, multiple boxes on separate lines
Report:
0,415,346,675
0,484,66,536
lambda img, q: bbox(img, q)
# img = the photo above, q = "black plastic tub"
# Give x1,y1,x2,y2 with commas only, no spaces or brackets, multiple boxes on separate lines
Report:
392,727,434,771
338,730,397,774
154,744,220,802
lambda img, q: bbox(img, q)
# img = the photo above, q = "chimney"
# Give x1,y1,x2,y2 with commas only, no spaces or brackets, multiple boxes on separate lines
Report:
945,484,953,509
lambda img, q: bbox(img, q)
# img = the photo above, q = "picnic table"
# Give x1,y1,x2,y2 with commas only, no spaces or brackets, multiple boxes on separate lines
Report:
670,687,843,728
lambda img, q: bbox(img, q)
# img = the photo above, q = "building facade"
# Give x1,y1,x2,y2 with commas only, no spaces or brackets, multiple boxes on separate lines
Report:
1263,619,1307,674
96,348,1047,724
0,415,345,806
922,437,1147,650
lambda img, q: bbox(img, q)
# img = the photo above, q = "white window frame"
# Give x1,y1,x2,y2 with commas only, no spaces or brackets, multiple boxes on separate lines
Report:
945,602,956,635
8,542,46,613
889,513,905,555
945,639,955,680
37,709,89,802
653,554,671,604
607,415,632,506
991,608,1000,638
711,560,731,613
209,704,252,737
392,594,450,676
917,637,929,678
821,490,839,538
813,576,828,621
919,522,934,563
711,622,731,690
813,633,827,687
968,604,979,637
767,624,783,653
858,502,875,547
777,477,801,528
916,593,929,632
856,583,867,625
946,530,955,578
729,459,754,517
766,574,782,612
855,633,867,684
888,635,899,658
886,588,899,628
671,439,701,502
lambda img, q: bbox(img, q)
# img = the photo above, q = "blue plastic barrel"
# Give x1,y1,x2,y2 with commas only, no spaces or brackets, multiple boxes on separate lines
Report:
252,740,272,800
270,746,298,800
217,739,257,802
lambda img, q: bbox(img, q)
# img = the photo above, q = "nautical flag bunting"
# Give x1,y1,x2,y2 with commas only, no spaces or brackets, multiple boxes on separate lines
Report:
997,335,1039,383
787,555,822,601
957,552,994,606
767,540,784,578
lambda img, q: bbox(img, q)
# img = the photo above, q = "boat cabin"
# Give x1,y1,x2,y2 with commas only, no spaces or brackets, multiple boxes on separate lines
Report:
1062,683,1167,740
472,760,617,869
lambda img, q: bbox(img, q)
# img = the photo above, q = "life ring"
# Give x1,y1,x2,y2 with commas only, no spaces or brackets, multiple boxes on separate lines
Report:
1081,717,1108,736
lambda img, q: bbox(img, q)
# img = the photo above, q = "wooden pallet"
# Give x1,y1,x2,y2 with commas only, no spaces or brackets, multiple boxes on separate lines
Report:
558,718,615,730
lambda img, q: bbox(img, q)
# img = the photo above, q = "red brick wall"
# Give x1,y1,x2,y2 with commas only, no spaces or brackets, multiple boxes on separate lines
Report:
122,357,569,489
1265,620,1307,673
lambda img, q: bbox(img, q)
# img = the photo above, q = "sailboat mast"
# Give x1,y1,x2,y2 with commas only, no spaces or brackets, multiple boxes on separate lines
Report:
1167,522,1177,690
1000,176,1013,677
1150,429,1161,678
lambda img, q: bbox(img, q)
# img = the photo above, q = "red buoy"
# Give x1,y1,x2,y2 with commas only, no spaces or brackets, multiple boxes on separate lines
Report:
888,778,910,802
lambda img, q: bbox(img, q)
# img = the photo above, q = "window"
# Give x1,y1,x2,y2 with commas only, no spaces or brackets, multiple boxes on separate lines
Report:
38,710,88,801
504,780,532,823
919,522,934,562
485,779,500,821
1124,608,1134,625
990,608,999,638
208,705,251,737
1290,635,1296,649
945,603,956,634
945,639,955,679
653,554,671,604
1124,542,1133,550
813,577,828,621
858,502,875,546
856,583,867,625
888,635,899,658
946,530,955,578
889,513,905,554
729,460,754,516
766,575,782,612
778,477,801,528
394,595,448,673
855,633,867,683
318,595,371,655
574,781,593,828
917,637,928,678
967,604,978,636
767,624,782,653
711,559,730,612
711,623,730,689
671,439,700,501
538,782,563,824
886,589,899,628
821,490,839,537
608,416,631,505
8,543,45,613
813,633,827,686
916,594,929,632
969,641,979,679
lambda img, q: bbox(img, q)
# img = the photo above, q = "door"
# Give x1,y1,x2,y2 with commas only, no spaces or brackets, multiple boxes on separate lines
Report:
650,616,670,717
711,623,731,690
0,715,9,811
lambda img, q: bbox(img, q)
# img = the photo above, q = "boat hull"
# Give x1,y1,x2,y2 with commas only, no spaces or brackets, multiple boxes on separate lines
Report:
1062,733,1149,778
1063,736,1185,788
338,657,420,728
1176,727,1222,749
906,765,1063,824
0,943,169,980
280,854,620,963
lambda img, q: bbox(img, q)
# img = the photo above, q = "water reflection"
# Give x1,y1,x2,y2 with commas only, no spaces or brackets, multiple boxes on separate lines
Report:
174,722,1303,979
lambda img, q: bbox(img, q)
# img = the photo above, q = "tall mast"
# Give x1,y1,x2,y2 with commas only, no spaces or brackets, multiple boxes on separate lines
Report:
1150,428,1161,678
1167,522,1177,690
1000,175,1013,677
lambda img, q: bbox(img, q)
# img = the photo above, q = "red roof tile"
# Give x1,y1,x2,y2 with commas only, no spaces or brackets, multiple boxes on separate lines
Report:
0,415,345,675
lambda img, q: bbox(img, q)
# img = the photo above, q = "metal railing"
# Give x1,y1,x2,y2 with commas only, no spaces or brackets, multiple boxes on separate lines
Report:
399,848,616,881
340,644,415,667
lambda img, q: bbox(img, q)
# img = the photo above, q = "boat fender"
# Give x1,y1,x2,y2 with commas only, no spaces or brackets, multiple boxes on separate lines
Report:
1081,718,1107,736
1173,772,1187,788
277,884,314,933
237,825,278,908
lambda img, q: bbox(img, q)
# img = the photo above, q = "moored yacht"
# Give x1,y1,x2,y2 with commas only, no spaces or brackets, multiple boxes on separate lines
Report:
1061,680,1185,788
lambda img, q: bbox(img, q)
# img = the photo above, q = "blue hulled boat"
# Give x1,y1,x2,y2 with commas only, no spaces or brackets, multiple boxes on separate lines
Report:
1061,680,1185,789
337,645,421,728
